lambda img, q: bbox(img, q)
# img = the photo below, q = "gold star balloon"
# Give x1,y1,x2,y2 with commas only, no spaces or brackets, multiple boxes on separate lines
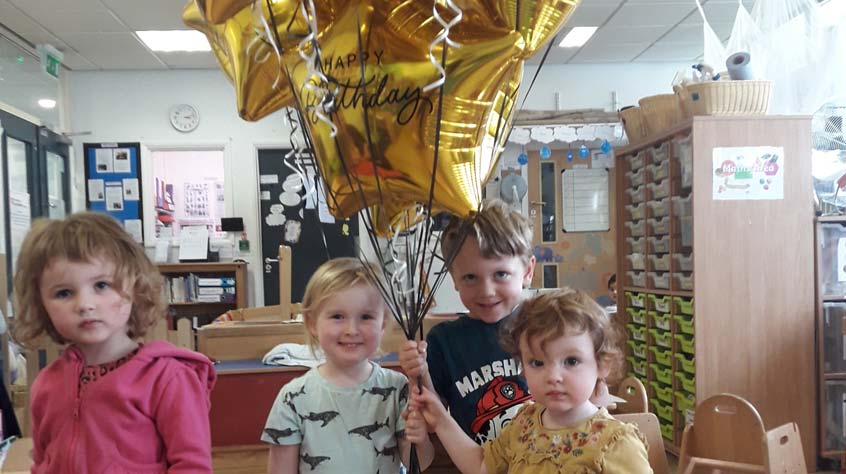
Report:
185,0,579,223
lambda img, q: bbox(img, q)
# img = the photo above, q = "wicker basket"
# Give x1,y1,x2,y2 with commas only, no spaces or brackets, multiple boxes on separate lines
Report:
676,80,772,116
619,106,647,144
638,94,683,136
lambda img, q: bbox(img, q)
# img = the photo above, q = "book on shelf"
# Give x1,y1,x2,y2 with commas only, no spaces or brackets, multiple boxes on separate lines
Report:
198,286,236,296
197,277,236,287
164,273,236,304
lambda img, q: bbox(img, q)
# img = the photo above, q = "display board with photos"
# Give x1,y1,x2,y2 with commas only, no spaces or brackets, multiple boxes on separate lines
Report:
83,142,144,243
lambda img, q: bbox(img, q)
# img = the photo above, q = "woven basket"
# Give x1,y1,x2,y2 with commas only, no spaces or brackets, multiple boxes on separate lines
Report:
619,106,647,144
677,80,772,116
638,94,683,136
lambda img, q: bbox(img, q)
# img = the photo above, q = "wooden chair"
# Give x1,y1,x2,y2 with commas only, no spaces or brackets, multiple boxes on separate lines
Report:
678,393,767,474
615,412,670,474
613,376,648,414
764,423,807,474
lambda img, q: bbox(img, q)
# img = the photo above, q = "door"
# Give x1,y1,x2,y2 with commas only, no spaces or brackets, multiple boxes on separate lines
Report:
257,149,358,306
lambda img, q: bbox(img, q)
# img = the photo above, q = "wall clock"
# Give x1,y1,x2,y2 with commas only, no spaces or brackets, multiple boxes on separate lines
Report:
169,104,200,133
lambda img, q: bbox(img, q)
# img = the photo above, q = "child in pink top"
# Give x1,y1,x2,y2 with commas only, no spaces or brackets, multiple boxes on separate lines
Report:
11,212,216,473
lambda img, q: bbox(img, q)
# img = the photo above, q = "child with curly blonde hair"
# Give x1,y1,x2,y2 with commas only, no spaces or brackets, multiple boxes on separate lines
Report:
12,212,216,473
407,288,651,473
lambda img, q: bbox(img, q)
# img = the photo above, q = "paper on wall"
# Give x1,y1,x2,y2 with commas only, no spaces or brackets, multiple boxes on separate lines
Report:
122,179,139,201
88,179,105,201
105,184,124,211
113,148,131,173
95,148,113,173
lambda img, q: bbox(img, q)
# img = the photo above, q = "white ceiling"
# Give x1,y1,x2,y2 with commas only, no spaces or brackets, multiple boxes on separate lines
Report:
0,0,757,71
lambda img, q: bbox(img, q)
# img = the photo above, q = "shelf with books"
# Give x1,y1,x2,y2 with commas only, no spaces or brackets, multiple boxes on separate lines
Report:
157,262,247,326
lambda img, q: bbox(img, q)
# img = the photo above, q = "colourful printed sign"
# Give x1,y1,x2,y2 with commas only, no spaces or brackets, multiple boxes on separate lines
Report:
712,146,784,200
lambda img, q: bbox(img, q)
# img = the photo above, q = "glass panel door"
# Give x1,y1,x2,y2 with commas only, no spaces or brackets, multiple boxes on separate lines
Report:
46,151,66,219
5,136,32,273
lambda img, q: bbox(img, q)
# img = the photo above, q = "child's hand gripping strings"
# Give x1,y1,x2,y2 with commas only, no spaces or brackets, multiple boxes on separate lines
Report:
408,386,488,474
399,340,434,393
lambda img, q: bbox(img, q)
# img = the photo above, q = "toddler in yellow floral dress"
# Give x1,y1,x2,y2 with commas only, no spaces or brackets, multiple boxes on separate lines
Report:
406,288,652,473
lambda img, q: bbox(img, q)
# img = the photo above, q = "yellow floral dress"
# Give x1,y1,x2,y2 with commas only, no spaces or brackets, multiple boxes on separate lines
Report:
482,405,652,474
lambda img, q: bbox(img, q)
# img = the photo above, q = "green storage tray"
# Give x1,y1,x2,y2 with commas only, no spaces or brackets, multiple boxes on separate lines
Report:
649,328,672,348
650,398,673,422
627,307,647,325
675,391,696,412
627,340,647,359
626,291,646,308
650,363,673,385
674,296,694,315
674,314,695,335
676,371,696,393
649,346,673,366
627,356,647,377
648,294,672,313
650,381,674,404
649,311,672,331
674,333,695,355
674,352,695,374
660,422,674,442
627,324,647,342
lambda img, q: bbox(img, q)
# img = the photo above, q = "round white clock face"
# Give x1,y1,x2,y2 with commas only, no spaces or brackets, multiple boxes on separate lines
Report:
169,104,199,132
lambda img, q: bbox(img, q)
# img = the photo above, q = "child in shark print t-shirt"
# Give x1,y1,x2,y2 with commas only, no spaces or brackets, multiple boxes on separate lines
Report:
261,258,433,473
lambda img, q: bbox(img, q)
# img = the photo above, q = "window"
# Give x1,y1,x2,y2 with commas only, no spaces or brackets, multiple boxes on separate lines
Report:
151,149,226,240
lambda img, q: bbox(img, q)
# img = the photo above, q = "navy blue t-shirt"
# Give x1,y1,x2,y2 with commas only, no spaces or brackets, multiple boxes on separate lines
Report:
426,313,532,444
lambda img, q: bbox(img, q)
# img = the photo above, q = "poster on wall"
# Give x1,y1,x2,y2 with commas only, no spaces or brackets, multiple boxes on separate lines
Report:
712,146,784,200
84,142,144,242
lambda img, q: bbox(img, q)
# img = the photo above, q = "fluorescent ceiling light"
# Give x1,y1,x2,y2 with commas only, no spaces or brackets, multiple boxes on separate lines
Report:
38,99,56,109
558,27,598,48
136,30,211,52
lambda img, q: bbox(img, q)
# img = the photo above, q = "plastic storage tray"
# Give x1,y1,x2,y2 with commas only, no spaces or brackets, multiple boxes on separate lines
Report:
649,235,671,254
645,198,670,218
627,323,647,342
625,220,645,237
650,381,674,404
649,311,672,331
823,303,846,373
674,314,695,335
648,271,670,289
675,333,695,355
627,356,648,377
626,185,645,204
673,253,694,272
627,237,646,254
648,254,671,271
649,346,673,366
627,270,646,287
650,398,673,422
648,217,671,235
627,340,647,359
672,194,693,217
647,180,670,200
649,328,672,348
674,296,694,315
647,160,670,182
651,142,670,163
627,307,647,325
674,135,693,189
675,391,696,412
648,294,672,313
626,253,645,270
674,352,696,373
824,380,846,451
626,291,646,308
661,423,674,442
650,363,673,385
676,371,696,393
626,202,645,221
673,272,694,291
820,223,846,296
628,151,646,170
680,216,694,248
627,168,645,187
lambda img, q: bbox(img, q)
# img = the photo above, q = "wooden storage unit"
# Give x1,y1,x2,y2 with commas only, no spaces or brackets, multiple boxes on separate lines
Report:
816,215,846,461
157,262,248,326
615,116,815,465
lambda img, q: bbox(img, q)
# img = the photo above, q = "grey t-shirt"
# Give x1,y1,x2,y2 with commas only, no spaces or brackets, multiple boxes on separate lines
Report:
262,362,409,473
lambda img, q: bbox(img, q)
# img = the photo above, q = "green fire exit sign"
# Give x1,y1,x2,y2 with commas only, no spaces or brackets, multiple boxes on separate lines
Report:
37,44,63,80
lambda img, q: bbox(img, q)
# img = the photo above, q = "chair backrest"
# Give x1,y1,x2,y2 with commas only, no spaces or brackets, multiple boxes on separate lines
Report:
679,393,767,472
614,376,648,414
616,412,670,474
764,422,807,474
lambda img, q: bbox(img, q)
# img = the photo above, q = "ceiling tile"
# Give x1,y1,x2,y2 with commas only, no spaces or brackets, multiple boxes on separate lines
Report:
103,0,189,31
60,33,166,69
0,1,68,47
636,41,702,61
566,3,621,26
661,24,702,43
8,0,126,33
570,42,648,62
159,52,221,69
525,46,579,65
591,25,670,44
606,3,696,28
60,49,98,70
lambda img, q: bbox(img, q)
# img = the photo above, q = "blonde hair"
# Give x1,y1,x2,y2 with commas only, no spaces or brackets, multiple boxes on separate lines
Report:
441,198,533,264
500,288,623,383
11,212,166,349
302,257,385,353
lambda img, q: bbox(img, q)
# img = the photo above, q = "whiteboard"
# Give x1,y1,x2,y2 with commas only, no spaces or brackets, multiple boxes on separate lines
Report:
561,168,610,232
